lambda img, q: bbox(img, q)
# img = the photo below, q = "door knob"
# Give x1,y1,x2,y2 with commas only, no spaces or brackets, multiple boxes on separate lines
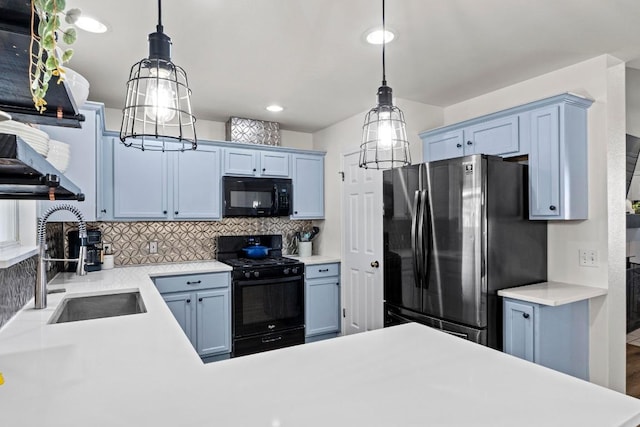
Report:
371,260,379,268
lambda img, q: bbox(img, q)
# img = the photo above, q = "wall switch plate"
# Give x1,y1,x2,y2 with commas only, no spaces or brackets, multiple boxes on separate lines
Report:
149,241,158,254
103,243,112,254
579,249,598,267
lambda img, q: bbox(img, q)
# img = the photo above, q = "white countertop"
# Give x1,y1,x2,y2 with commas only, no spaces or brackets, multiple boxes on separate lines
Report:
1,263,638,426
498,281,608,306
288,254,341,265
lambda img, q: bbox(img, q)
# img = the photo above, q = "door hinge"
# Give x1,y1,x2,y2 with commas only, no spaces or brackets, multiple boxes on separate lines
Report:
342,308,346,318
339,171,344,182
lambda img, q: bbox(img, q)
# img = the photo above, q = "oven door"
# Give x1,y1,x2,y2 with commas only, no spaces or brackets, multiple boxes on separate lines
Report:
233,275,304,337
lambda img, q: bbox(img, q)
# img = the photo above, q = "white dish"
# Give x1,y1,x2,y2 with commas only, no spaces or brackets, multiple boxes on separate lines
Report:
64,68,90,107
0,120,50,156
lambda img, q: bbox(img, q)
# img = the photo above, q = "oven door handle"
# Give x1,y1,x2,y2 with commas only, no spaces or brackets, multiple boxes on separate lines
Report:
235,275,303,286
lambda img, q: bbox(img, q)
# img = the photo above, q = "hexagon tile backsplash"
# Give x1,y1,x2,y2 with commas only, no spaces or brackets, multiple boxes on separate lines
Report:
62,218,314,266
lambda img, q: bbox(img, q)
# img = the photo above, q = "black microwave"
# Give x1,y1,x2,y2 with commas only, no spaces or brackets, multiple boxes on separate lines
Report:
223,177,292,217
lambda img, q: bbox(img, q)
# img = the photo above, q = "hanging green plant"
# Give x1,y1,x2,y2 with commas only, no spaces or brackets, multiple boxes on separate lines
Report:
29,0,81,113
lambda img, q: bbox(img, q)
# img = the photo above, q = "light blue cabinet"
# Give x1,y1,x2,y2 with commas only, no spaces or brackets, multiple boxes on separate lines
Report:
503,297,589,380
38,102,104,221
101,135,221,221
305,263,340,342
422,115,525,163
419,93,593,220
154,271,231,361
292,153,324,219
223,147,290,177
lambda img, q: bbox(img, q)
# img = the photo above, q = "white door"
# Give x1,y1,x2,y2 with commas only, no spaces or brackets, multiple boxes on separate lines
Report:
342,151,384,335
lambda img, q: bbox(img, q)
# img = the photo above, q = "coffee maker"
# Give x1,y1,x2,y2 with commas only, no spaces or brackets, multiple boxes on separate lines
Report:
68,229,102,272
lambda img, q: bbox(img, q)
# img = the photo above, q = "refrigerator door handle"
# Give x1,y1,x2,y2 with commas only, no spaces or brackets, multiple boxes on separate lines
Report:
411,189,422,288
420,189,430,290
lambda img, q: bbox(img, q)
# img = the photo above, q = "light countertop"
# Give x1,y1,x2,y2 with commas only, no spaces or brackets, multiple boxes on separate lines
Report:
1,263,638,426
288,254,341,265
498,281,608,306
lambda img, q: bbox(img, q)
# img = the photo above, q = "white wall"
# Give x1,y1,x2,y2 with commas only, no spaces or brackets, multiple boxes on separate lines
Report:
311,98,444,256
443,55,626,391
103,108,313,150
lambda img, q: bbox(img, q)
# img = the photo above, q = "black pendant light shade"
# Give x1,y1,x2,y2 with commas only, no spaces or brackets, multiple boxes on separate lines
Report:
360,0,410,169
120,0,197,151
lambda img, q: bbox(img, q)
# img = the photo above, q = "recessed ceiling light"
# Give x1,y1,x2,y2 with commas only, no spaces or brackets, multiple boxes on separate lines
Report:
266,105,284,112
75,15,108,34
366,29,395,45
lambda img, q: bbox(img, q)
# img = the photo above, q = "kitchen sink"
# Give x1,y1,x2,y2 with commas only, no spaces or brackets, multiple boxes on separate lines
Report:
49,291,147,324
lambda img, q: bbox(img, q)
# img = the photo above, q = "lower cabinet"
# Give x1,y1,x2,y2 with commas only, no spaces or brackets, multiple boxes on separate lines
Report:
154,272,231,362
305,263,341,343
503,297,588,380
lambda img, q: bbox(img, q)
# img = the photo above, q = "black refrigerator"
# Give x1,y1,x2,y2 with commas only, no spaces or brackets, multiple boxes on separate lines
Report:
383,154,547,349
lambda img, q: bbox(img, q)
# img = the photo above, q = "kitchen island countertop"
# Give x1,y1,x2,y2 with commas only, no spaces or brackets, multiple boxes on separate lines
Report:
0,262,639,426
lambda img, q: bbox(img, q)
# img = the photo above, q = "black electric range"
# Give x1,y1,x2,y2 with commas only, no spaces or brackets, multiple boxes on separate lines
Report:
217,235,305,357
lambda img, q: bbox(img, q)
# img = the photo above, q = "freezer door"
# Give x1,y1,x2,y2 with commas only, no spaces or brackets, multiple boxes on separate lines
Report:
383,164,422,313
422,155,486,328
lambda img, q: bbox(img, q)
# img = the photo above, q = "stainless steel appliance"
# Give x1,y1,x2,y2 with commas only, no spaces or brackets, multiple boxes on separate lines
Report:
218,235,305,357
383,154,547,349
223,177,292,217
68,229,102,272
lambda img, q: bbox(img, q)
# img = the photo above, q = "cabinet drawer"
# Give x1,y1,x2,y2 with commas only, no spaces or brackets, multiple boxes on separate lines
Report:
305,263,340,279
154,272,230,293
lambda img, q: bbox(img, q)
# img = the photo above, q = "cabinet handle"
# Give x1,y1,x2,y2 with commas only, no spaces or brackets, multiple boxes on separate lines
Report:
186,299,191,303
253,168,257,172
456,143,462,148
466,140,473,146
294,211,298,214
100,209,107,213
186,280,202,285
198,297,203,302
319,268,329,272
522,313,530,319
549,205,557,211
175,211,179,215
336,282,339,286
163,210,167,214
262,168,266,172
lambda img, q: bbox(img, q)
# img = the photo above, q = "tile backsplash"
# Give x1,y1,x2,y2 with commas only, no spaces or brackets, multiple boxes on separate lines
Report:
62,218,313,266
0,256,37,328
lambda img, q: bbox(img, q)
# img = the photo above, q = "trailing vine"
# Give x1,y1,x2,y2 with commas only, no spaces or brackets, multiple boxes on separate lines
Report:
29,0,80,113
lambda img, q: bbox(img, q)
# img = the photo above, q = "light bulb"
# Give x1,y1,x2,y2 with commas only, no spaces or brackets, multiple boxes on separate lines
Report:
145,67,177,124
377,111,395,148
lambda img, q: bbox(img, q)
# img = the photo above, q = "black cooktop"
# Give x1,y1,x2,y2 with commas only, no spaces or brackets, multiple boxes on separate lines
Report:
222,256,300,268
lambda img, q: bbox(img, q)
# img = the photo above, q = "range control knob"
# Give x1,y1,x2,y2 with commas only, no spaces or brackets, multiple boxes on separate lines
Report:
254,271,260,278
283,268,290,275
244,271,251,279
292,267,299,274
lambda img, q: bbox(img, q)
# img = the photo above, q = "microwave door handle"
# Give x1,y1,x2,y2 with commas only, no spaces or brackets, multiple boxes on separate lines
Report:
273,185,279,213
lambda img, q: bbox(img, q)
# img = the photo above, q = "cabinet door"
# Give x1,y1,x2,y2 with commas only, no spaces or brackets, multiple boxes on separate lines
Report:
173,146,221,219
422,130,464,162
260,151,290,177
465,115,521,157
112,140,168,219
503,299,534,362
224,148,258,176
196,289,231,357
163,292,195,346
292,154,324,219
38,103,101,221
529,105,561,218
305,277,340,337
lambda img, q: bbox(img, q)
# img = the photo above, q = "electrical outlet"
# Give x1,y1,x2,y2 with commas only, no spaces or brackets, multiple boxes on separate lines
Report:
103,243,112,254
149,241,158,254
579,249,598,267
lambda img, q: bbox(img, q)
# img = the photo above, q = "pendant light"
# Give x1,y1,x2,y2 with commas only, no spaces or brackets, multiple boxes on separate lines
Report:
359,0,410,169
120,0,197,151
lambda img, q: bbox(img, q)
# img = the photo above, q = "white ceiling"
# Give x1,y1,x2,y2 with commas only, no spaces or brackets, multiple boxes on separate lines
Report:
65,0,640,133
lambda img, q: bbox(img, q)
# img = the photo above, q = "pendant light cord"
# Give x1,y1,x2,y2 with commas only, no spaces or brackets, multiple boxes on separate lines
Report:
381,0,387,86
157,0,163,32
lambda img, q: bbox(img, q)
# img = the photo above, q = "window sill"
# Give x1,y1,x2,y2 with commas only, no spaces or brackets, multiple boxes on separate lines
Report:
0,245,38,269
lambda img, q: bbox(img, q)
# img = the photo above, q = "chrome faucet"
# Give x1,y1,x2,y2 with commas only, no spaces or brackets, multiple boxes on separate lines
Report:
35,204,88,309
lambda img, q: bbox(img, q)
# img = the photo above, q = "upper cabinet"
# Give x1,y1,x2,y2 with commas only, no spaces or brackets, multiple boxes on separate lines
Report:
223,147,290,177
419,93,593,220
292,153,324,219
38,102,104,221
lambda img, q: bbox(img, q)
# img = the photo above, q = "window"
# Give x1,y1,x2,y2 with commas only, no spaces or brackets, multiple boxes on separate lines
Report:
0,200,18,248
